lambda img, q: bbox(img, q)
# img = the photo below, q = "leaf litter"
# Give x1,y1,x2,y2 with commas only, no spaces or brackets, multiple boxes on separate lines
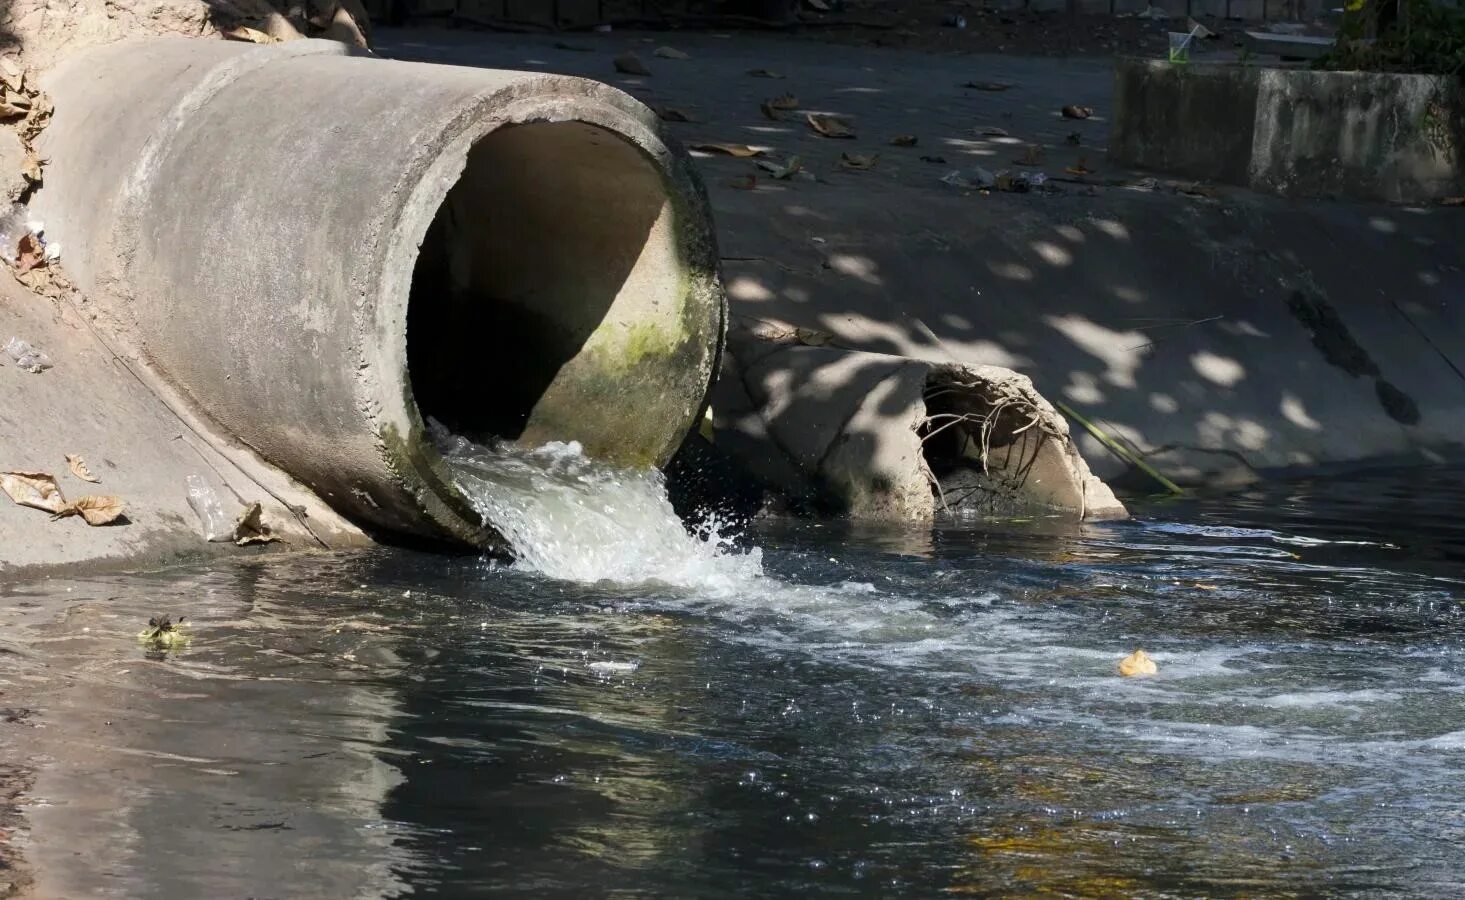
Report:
806,113,855,139
690,142,764,158
613,52,652,76
0,469,124,524
66,454,100,483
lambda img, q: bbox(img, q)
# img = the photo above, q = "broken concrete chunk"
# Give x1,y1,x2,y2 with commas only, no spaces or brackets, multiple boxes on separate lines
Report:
712,335,1127,522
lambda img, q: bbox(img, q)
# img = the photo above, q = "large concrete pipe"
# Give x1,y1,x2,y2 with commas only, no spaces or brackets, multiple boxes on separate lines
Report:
33,38,726,546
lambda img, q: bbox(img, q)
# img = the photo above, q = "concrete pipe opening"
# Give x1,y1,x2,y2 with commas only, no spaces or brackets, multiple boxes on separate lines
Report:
33,39,727,547
407,121,679,451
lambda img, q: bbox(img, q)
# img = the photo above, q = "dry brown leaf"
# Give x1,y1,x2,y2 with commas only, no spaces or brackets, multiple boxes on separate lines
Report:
0,471,67,514
806,113,855,139
794,327,834,347
889,134,918,147
840,152,878,170
20,151,41,184
653,46,689,59
14,232,43,274
55,495,125,526
759,101,785,121
754,155,802,179
233,501,279,546
964,80,1013,91
0,58,23,93
767,93,800,110
653,106,698,123
1013,144,1044,166
747,68,785,79
690,142,764,158
1118,649,1158,677
613,52,652,76
65,454,100,484
979,126,1009,137
1061,105,1095,119
1065,158,1095,176
729,174,759,190
223,26,280,44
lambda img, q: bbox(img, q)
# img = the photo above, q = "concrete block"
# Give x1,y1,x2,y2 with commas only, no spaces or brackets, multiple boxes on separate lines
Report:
1108,58,1465,202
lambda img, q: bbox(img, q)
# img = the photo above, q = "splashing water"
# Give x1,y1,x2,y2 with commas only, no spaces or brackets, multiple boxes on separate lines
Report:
436,429,763,587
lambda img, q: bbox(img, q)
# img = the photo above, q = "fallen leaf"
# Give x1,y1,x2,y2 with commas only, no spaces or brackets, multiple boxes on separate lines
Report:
0,97,25,120
806,112,855,139
690,142,763,158
233,501,279,546
729,174,759,190
0,58,23,93
979,126,1009,137
747,68,784,78
759,101,785,121
767,93,800,110
653,105,699,122
1440,196,1465,207
20,151,41,184
222,26,280,44
554,40,595,51
840,152,878,170
1118,649,1158,677
65,454,100,483
920,155,948,164
653,46,689,59
1174,181,1219,199
889,134,918,147
0,471,67,514
1065,158,1095,176
14,232,43,274
794,327,834,346
613,52,652,76
1013,144,1044,166
1061,105,1095,119
54,495,125,526
755,155,802,179
964,80,1013,91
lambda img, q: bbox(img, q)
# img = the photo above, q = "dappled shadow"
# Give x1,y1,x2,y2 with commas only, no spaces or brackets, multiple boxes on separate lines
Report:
377,26,1465,504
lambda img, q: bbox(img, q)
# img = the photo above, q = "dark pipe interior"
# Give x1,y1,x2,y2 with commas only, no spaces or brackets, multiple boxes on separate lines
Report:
407,121,666,445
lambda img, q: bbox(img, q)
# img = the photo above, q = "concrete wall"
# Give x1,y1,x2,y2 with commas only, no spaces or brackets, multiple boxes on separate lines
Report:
1110,59,1465,203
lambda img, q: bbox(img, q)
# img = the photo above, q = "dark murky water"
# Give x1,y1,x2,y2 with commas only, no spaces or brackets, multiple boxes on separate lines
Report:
4,468,1465,897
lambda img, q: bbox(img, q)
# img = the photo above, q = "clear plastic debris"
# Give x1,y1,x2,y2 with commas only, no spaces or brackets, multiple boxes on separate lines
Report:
186,474,235,542
3,335,52,372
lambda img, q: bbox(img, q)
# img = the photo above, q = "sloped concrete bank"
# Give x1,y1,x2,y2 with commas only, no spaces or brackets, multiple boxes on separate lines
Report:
5,36,726,570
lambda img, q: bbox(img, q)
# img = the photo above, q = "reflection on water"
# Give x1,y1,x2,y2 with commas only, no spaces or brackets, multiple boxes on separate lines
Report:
3,468,1465,896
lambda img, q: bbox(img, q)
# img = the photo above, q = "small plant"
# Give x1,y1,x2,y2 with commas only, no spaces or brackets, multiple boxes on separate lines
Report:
138,615,189,655
1318,0,1465,78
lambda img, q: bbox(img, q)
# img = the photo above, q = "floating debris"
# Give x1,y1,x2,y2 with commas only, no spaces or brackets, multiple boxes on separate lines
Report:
1118,649,1158,676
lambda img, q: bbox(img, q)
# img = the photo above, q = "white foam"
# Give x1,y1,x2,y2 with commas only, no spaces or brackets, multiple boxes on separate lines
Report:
440,432,764,588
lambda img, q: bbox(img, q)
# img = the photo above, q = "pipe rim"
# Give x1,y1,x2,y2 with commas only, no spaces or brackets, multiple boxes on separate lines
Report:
370,81,725,546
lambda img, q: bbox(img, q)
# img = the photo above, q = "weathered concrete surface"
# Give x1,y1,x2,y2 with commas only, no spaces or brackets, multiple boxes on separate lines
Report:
1111,59,1465,203
0,276,368,578
32,36,726,549
381,29,1465,491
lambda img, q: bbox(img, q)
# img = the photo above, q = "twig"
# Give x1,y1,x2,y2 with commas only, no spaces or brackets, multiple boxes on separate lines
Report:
1053,400,1184,495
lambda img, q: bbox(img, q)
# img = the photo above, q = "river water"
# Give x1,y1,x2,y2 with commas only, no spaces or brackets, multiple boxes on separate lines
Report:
3,460,1464,897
